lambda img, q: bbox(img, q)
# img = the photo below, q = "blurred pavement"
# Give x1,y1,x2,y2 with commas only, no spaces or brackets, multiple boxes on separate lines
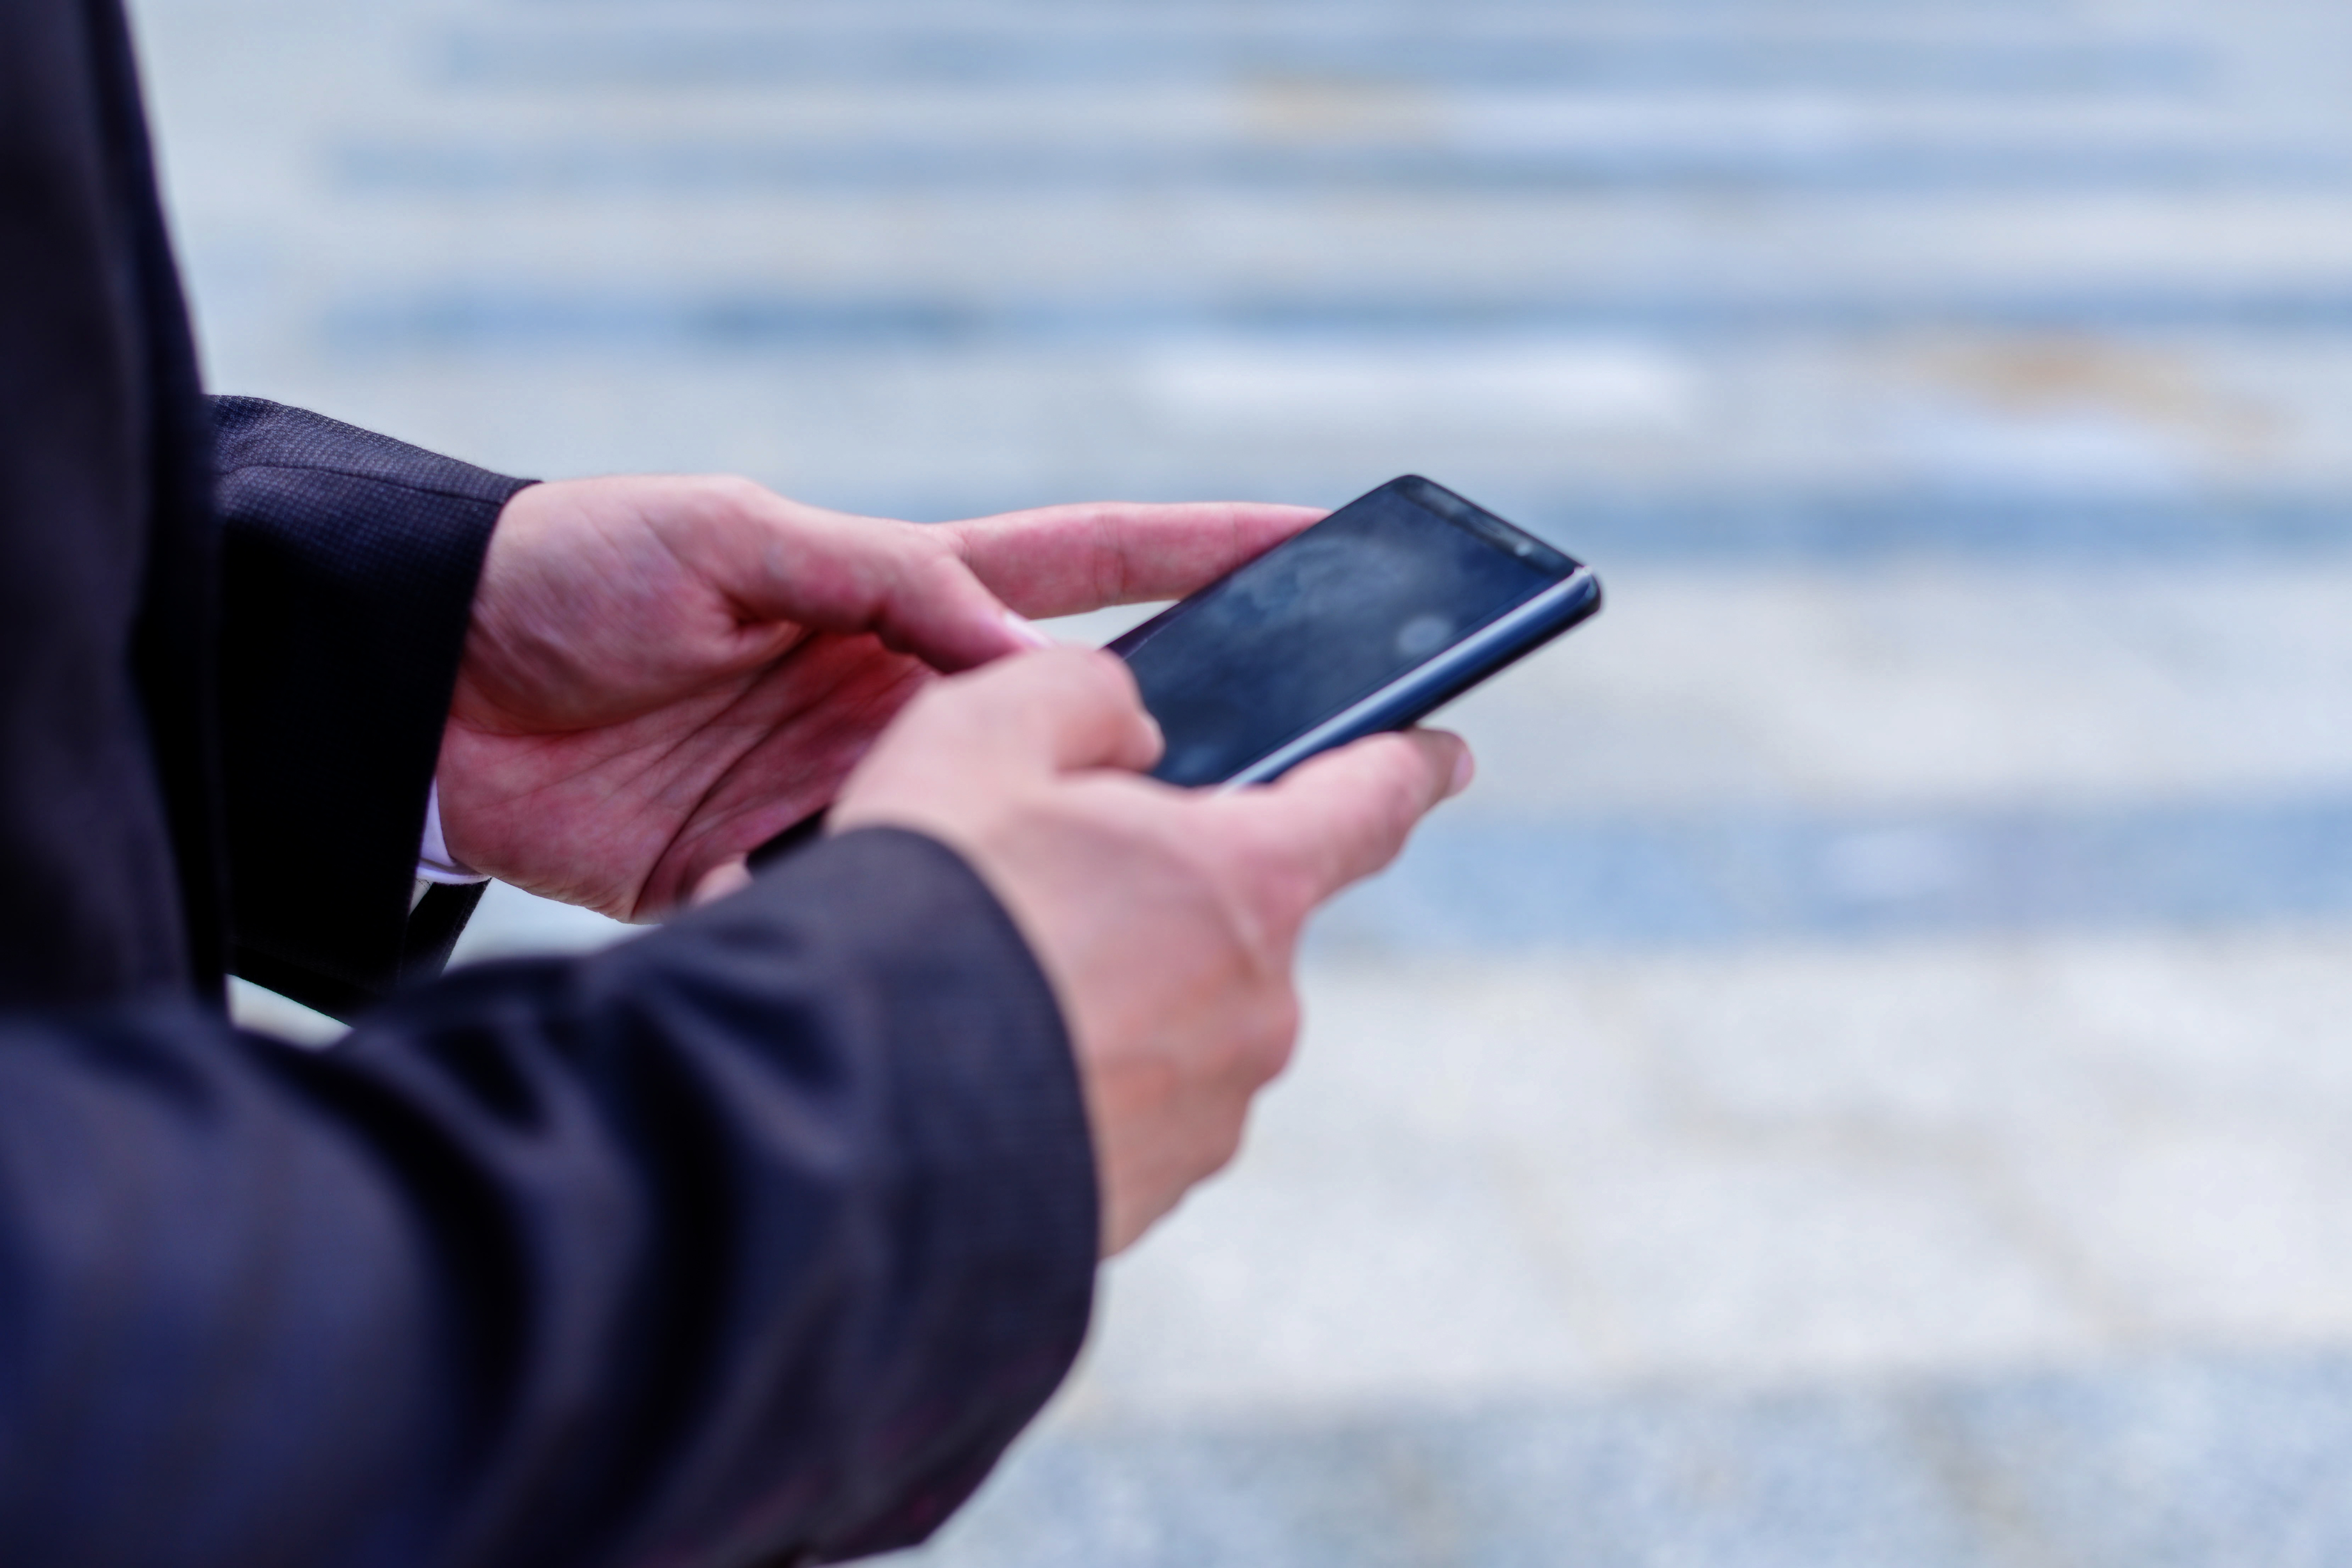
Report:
143,0,2352,1561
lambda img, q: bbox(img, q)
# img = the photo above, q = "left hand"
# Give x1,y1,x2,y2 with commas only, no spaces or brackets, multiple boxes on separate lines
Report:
435,476,1320,920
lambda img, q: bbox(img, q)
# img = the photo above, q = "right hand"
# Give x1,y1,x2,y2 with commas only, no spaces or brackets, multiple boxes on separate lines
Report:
829,648,1472,1255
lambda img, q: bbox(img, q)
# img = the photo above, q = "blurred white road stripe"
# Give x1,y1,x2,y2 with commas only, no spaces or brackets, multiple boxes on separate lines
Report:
1141,341,1704,435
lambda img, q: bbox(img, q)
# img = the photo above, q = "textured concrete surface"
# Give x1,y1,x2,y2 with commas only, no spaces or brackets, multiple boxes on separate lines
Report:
151,0,2352,1560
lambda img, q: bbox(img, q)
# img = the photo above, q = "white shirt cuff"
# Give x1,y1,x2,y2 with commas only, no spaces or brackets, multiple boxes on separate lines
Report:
417,781,490,885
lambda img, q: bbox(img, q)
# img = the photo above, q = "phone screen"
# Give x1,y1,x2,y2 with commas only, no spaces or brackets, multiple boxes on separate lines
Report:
1108,478,1577,786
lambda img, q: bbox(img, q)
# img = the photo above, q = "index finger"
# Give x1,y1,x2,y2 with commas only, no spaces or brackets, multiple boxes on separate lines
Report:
941,501,1324,620
1221,730,1471,913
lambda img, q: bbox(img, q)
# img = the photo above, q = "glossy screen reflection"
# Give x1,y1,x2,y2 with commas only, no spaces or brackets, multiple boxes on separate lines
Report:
1110,486,1565,786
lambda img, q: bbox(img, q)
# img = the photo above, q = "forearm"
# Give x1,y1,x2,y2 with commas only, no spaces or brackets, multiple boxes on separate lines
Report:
0,829,1097,1567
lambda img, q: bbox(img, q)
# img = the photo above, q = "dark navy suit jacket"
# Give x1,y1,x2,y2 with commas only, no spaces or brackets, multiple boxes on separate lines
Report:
0,4,1098,1564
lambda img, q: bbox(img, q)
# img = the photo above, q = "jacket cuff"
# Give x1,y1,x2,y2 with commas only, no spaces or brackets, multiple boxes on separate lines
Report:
211,396,532,1018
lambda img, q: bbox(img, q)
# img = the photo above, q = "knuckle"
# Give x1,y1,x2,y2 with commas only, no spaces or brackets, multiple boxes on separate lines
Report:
1257,852,1324,928
1068,645,1138,696
1352,744,1431,842
1207,830,1312,950
887,544,976,621
1048,648,1143,718
1379,751,1431,832
1203,984,1299,1108
1152,804,1228,885
700,473,770,515
1146,812,1260,939
906,529,967,581
1218,811,1317,911
1192,1117,1248,1184
1253,989,1303,1074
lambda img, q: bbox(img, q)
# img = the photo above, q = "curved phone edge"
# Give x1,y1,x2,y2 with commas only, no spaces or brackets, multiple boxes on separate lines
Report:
1218,567,1603,790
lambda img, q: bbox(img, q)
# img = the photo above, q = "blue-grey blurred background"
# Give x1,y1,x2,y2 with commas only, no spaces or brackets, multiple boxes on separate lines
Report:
143,0,2352,1562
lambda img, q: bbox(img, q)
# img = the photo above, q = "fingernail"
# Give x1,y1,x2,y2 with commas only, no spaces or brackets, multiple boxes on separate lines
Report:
1003,610,1056,650
1448,748,1476,797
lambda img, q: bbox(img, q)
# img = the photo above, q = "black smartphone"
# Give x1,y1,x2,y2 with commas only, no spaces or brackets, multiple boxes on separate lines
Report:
749,475,1597,868
1109,474,1601,787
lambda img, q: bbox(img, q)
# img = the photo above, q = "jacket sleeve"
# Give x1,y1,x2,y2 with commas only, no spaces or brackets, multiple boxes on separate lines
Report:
210,396,534,1019
0,826,1099,1568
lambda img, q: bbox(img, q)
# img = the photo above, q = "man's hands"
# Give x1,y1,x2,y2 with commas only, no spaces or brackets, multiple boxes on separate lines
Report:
439,473,1470,1254
832,650,1471,1255
437,476,1321,918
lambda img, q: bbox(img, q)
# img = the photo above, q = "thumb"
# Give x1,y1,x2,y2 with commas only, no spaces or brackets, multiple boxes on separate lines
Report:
851,647,1164,802
682,483,1057,672
1223,729,1470,914
742,501,1056,673
870,542,1061,671
949,648,1167,776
